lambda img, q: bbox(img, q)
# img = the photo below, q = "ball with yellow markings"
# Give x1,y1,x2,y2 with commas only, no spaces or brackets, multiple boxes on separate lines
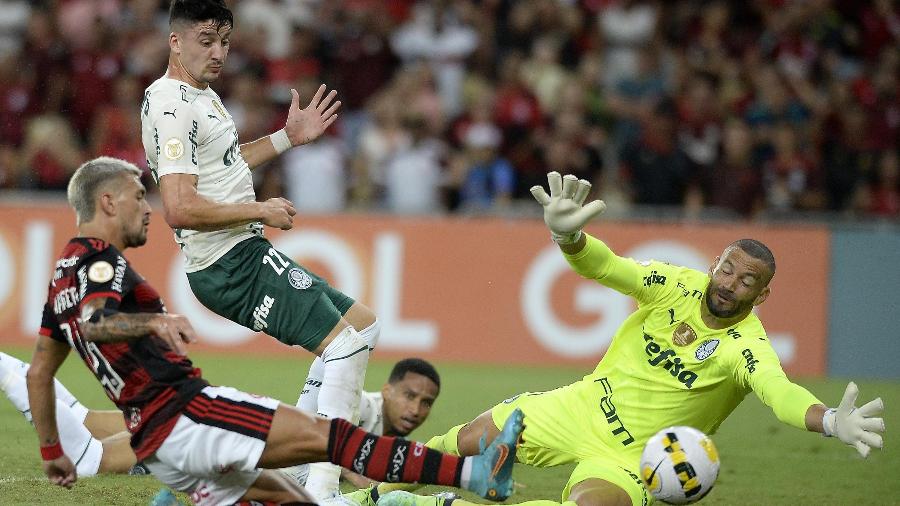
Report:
640,426,720,504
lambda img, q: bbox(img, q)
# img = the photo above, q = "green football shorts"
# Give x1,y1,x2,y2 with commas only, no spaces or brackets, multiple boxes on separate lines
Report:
187,236,355,351
491,380,651,505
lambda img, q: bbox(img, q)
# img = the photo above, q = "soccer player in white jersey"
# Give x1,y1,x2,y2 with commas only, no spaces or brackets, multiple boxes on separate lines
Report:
327,358,441,489
139,1,379,499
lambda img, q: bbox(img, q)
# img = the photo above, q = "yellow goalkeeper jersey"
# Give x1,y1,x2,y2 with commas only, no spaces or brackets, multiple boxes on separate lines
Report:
565,235,821,453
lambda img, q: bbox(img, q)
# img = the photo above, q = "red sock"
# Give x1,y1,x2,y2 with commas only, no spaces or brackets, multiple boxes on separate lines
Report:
328,418,463,486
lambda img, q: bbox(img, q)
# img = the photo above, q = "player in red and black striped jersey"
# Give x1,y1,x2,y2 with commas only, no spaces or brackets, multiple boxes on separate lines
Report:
40,235,208,462
26,156,523,505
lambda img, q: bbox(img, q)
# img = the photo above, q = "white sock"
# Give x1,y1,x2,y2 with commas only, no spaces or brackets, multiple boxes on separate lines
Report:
1,362,34,422
55,397,103,477
0,351,29,375
0,369,101,476
357,318,381,351
282,357,326,488
295,356,325,414
53,378,89,424
459,458,473,490
0,352,89,423
306,326,369,499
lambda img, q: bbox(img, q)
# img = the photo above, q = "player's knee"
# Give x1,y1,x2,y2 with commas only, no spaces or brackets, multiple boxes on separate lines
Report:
457,413,498,456
568,480,633,506
246,469,316,504
321,326,368,363
357,317,380,350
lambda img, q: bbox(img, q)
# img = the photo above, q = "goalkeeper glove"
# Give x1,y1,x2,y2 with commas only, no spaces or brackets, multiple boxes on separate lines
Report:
822,381,885,458
530,172,606,244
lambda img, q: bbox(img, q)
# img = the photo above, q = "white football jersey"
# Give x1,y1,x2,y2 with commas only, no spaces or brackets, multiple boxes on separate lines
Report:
141,76,261,272
357,390,385,435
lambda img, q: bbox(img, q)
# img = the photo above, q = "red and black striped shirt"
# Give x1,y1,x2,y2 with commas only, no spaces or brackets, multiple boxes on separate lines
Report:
40,237,208,460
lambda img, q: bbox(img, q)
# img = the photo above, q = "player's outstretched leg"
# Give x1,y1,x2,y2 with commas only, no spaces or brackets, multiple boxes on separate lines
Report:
466,408,523,501
307,324,370,499
365,409,526,505
262,405,523,502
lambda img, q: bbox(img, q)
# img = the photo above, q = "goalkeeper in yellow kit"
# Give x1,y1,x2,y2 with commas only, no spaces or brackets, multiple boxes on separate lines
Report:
364,172,886,506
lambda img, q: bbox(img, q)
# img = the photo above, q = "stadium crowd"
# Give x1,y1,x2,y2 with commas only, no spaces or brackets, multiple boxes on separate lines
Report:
0,0,897,219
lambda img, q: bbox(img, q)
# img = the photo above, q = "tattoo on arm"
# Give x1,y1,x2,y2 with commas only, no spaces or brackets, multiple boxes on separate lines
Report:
81,313,159,343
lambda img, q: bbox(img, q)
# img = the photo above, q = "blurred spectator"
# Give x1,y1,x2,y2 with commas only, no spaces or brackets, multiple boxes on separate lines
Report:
89,75,148,178
761,123,823,212
282,130,347,214
859,150,900,218
352,93,412,208
391,0,478,117
67,18,122,137
18,115,84,190
0,0,29,58
598,0,659,88
384,114,445,214
678,73,722,174
520,35,570,114
620,100,691,206
236,0,295,61
451,122,515,213
698,118,763,217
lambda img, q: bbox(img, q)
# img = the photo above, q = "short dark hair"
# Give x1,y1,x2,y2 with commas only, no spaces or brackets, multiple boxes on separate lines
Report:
169,0,233,30
729,239,776,276
388,358,440,389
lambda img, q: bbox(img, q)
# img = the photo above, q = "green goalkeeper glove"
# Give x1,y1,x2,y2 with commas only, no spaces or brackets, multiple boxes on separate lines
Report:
823,382,885,458
530,172,607,244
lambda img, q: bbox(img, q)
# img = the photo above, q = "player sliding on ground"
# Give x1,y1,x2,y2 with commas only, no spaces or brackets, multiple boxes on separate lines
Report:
352,172,885,506
26,157,523,506
2,353,441,481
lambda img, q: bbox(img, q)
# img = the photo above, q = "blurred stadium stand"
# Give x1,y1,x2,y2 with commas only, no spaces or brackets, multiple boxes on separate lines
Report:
0,0,896,221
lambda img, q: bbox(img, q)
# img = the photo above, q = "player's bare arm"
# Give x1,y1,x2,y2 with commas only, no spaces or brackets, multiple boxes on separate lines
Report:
25,335,77,489
79,297,196,355
240,84,341,170
158,173,296,231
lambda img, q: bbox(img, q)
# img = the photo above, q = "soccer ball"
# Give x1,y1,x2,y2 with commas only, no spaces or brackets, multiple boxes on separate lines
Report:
640,426,720,504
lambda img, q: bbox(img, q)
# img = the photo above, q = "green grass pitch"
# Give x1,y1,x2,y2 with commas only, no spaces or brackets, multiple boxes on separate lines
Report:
1,346,897,505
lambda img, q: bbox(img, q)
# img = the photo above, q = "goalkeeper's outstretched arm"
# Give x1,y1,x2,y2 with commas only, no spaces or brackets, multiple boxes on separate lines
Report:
530,172,645,295
754,368,885,458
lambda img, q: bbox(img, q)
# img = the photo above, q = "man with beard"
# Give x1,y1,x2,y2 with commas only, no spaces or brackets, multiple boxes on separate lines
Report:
363,173,885,506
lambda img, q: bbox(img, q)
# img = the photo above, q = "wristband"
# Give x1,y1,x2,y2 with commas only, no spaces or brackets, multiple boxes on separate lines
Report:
40,442,64,461
270,129,293,154
822,408,837,437
551,230,583,245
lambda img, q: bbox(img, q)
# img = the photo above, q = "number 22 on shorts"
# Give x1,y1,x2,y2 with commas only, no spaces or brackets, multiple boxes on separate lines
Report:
262,248,289,275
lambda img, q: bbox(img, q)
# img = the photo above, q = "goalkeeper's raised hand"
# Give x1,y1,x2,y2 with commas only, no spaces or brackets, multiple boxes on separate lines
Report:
823,382,885,458
530,172,607,245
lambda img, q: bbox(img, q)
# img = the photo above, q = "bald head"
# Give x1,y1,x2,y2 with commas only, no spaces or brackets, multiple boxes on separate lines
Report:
726,239,775,282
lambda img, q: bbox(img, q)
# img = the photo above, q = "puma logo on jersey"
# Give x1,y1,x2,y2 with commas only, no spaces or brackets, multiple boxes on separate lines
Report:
251,295,275,331
207,114,220,121
163,109,177,118
643,333,699,389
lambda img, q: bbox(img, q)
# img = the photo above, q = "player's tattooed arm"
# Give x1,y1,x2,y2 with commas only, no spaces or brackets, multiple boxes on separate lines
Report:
79,297,197,354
